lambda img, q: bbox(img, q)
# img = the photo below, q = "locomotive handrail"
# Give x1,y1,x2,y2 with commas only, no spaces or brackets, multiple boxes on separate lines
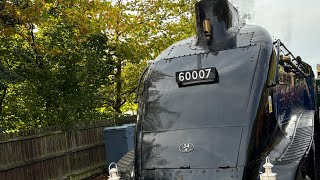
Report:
273,40,309,77
281,56,308,77
274,39,281,85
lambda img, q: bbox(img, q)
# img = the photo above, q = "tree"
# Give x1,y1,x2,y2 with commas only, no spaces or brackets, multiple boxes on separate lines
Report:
100,0,197,114
0,0,198,131
0,0,114,131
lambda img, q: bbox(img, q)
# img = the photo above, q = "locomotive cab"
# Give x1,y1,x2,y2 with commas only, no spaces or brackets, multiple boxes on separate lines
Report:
130,0,318,179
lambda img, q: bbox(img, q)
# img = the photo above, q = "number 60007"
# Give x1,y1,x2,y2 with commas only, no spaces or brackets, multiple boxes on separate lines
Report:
178,68,212,82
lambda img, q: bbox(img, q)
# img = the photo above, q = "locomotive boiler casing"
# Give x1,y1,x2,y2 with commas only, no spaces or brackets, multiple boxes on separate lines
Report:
133,1,317,179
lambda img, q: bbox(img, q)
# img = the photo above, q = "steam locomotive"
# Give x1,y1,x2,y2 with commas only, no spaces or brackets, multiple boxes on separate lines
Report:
127,0,319,179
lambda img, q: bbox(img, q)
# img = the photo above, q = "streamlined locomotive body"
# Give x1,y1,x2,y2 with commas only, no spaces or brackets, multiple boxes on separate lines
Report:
132,0,318,179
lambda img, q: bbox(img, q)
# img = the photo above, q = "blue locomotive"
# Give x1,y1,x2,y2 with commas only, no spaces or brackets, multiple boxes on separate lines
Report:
125,0,319,179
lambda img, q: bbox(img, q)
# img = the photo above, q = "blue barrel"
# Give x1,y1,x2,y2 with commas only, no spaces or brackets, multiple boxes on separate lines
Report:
104,124,135,165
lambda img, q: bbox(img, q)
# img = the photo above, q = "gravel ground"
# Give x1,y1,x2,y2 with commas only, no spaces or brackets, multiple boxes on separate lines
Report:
87,173,108,180
88,174,312,180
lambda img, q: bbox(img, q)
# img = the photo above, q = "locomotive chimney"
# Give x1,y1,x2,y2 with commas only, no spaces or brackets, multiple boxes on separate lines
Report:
195,0,239,48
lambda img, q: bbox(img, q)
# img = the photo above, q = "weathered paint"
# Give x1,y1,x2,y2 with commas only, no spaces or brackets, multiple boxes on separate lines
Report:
316,79,320,108
134,0,316,179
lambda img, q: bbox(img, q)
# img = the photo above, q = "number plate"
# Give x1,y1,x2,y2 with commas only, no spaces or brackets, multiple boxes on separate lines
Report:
176,67,218,87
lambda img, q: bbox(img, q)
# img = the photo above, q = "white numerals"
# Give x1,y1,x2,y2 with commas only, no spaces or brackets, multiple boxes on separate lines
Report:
205,68,211,78
179,73,185,81
185,72,191,81
199,70,205,79
192,71,198,79
178,68,212,82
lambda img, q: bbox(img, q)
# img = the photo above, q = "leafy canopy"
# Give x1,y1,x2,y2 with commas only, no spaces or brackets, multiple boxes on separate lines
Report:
0,0,197,132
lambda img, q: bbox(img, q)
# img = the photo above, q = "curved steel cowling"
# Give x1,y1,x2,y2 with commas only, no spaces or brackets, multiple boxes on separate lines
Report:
134,23,274,179
134,0,316,179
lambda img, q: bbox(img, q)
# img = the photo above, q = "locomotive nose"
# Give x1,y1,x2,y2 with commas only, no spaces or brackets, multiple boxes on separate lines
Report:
139,127,245,179
141,127,243,170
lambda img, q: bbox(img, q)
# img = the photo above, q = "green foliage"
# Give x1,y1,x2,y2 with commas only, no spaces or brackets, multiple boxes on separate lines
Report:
100,0,197,114
0,0,197,132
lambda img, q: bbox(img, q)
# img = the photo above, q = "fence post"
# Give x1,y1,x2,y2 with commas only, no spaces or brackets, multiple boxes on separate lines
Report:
65,131,71,179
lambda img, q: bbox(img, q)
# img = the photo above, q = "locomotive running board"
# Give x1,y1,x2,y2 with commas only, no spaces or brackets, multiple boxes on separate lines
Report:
278,110,314,162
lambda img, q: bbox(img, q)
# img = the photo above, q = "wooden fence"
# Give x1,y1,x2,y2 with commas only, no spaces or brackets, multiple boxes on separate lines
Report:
0,117,136,180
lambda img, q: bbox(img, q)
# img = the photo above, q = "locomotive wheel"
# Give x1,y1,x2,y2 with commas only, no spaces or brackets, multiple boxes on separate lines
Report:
117,150,135,180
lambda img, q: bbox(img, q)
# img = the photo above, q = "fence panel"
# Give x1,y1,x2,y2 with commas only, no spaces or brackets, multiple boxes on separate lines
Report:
0,118,135,180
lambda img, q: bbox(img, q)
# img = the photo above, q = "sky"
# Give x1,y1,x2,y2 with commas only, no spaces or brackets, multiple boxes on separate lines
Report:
230,0,320,75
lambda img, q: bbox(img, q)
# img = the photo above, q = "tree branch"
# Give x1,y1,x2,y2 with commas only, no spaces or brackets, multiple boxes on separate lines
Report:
119,98,127,107
104,99,115,107
121,86,137,96
0,84,7,114
29,23,40,65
